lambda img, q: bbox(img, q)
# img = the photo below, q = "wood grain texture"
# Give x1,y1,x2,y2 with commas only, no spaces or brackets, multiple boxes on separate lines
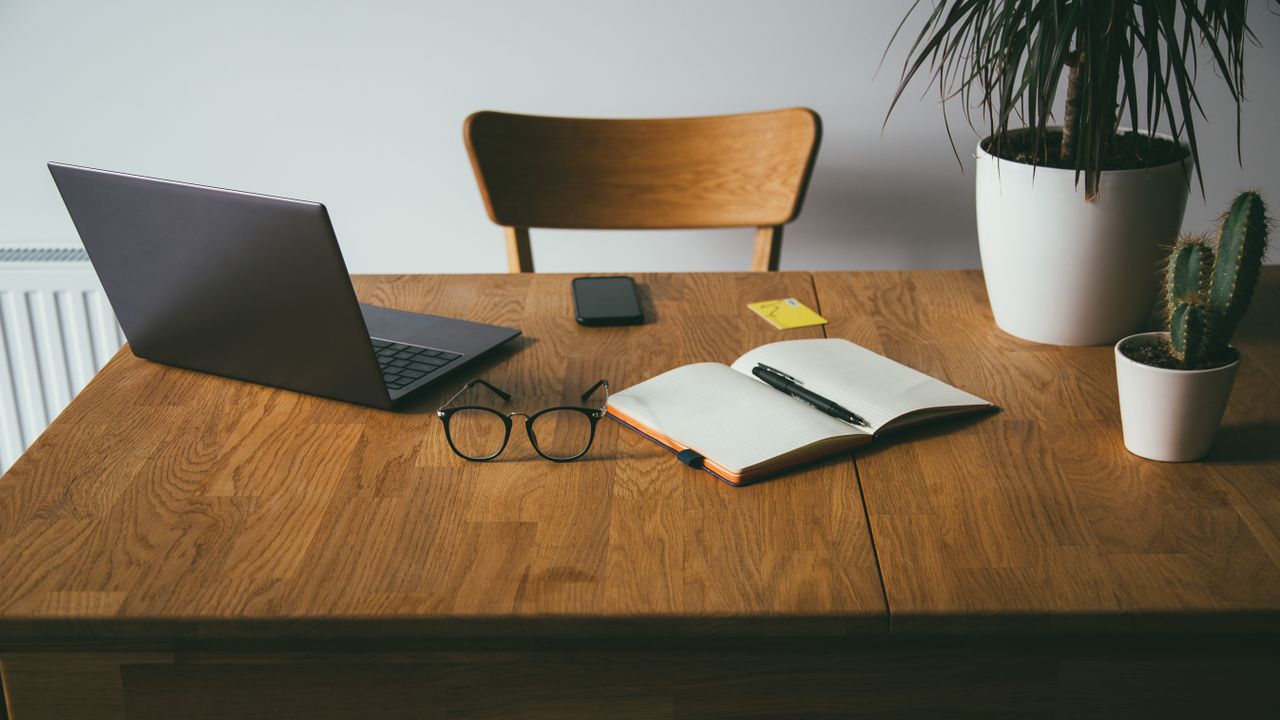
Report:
815,268,1280,633
751,226,783,273
503,226,533,274
4,270,1279,718
0,273,884,642
464,109,821,272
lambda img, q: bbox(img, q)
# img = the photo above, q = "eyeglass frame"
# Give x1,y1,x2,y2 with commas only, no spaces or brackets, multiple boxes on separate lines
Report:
436,379,610,462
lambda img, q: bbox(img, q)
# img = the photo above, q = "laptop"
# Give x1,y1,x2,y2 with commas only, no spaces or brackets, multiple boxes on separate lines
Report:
48,162,520,409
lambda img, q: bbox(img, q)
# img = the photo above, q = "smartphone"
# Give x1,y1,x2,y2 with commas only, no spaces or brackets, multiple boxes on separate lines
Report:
572,276,644,326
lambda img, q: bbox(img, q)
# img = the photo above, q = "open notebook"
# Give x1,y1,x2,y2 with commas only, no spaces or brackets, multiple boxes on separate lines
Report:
606,339,993,485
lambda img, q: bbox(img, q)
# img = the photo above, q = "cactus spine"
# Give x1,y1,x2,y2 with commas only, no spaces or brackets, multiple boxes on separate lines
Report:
1169,300,1211,368
1160,191,1270,369
1164,235,1215,366
1207,191,1269,351
1165,235,1214,304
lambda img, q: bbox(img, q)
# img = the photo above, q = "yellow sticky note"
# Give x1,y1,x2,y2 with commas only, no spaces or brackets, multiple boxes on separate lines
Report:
747,298,828,330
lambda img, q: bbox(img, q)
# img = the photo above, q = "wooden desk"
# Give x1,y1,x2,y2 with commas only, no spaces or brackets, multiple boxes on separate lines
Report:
1,271,1277,718
815,269,1280,633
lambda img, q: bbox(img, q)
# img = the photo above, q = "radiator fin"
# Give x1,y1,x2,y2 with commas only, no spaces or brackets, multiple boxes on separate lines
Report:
0,248,122,473
0,247,89,263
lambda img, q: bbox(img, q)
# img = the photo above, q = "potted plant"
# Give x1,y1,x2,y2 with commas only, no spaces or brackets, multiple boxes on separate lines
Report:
886,1,1254,345
1115,191,1269,462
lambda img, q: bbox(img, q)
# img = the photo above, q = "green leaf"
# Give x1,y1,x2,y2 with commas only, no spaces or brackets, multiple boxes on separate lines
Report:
882,0,1253,199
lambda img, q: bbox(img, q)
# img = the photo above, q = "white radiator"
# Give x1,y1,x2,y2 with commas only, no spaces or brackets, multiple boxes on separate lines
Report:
0,247,124,473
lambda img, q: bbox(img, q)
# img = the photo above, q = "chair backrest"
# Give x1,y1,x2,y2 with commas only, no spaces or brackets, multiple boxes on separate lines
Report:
464,108,822,272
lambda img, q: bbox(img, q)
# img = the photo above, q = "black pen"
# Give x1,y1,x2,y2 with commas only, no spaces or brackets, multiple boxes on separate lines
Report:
752,363,871,429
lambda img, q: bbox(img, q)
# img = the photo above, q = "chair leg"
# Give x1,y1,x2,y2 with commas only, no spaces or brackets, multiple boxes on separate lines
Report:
752,226,782,272
504,227,533,273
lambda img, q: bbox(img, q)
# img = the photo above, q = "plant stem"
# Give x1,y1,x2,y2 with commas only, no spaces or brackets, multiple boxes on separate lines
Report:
1060,48,1084,164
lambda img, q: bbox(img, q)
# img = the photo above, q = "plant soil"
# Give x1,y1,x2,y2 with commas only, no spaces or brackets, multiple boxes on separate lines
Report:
1121,339,1238,371
983,129,1189,171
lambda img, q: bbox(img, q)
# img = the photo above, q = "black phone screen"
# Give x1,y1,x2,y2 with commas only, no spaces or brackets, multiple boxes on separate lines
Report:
572,276,643,326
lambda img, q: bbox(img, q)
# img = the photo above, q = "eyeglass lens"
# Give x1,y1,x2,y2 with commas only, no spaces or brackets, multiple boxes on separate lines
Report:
446,407,509,460
529,409,595,460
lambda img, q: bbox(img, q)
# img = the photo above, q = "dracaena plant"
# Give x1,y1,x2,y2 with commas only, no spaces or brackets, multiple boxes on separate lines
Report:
885,0,1255,199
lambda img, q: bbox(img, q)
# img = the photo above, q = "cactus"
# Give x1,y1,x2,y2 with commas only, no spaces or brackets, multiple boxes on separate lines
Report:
1165,234,1214,304
1207,191,1269,350
1159,191,1270,369
1168,299,1212,367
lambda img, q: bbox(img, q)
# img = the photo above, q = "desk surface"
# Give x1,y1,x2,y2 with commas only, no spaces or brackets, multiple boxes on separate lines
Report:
817,269,1280,632
1,270,1277,642
0,272,885,641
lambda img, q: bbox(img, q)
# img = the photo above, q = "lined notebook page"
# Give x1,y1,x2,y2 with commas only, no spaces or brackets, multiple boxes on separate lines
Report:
730,339,990,433
607,363,866,474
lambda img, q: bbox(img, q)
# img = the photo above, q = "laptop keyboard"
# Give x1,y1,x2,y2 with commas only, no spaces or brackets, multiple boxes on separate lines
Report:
371,339,462,391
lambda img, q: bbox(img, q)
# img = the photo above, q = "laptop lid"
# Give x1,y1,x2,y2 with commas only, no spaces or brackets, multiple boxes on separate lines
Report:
48,162,393,409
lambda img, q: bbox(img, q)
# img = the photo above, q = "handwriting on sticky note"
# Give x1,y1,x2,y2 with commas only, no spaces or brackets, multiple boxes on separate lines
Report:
747,298,828,330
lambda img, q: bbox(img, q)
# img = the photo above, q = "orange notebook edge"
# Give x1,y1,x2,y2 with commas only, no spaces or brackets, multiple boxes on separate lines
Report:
606,406,870,486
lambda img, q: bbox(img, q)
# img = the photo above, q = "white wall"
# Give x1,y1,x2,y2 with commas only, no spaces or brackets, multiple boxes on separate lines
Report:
1,0,1277,274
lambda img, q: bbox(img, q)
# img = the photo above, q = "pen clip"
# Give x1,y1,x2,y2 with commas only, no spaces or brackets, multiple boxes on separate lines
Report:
756,363,798,383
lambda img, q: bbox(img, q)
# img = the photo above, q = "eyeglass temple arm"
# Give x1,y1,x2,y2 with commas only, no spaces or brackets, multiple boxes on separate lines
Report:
441,378,513,409
580,379,609,404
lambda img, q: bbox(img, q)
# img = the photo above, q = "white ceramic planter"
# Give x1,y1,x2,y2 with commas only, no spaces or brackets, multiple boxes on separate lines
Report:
975,132,1192,346
1114,332,1240,462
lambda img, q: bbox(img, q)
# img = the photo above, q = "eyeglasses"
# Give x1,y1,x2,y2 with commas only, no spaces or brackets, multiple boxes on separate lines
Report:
437,379,609,462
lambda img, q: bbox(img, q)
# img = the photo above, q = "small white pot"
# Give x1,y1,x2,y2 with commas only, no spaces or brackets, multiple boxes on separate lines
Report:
1114,332,1240,462
975,132,1192,346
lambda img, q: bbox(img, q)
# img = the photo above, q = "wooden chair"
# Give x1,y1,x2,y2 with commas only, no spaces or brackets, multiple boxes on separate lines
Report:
464,108,822,272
